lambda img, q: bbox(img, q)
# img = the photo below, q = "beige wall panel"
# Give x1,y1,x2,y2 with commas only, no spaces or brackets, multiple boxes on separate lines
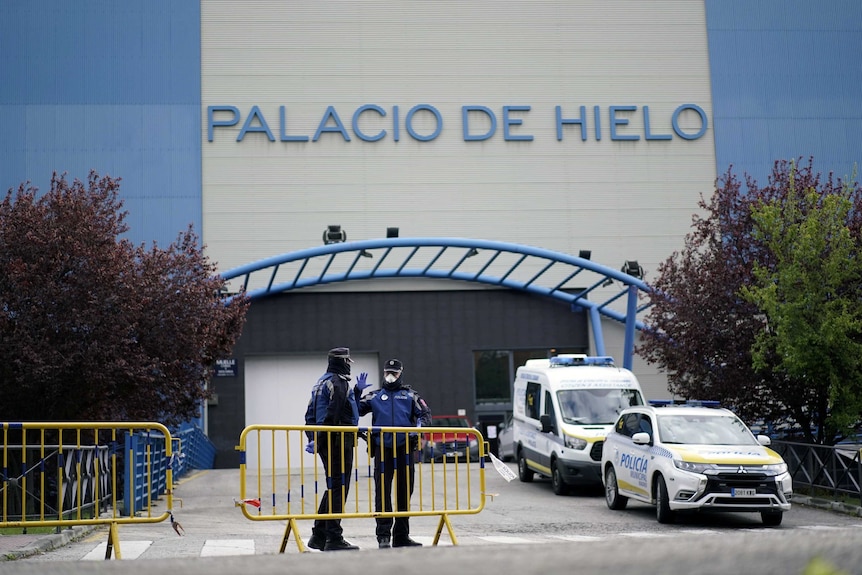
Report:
201,0,713,325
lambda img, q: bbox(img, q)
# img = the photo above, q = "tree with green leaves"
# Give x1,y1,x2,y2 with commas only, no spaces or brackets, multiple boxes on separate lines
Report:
0,171,249,426
742,171,862,444
638,158,862,443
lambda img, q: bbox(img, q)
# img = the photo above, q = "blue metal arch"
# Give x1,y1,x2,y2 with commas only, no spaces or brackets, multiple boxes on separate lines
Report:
220,237,652,369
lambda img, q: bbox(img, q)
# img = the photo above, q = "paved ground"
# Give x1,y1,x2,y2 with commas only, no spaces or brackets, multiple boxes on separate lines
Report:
1,466,860,561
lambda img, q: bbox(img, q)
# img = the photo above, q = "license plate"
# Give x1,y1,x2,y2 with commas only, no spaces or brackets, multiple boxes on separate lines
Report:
731,488,756,497
447,451,463,458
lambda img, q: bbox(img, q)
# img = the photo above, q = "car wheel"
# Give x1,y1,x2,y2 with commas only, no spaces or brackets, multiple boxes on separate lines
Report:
518,449,534,483
655,474,676,524
551,460,570,495
604,465,628,510
761,511,783,526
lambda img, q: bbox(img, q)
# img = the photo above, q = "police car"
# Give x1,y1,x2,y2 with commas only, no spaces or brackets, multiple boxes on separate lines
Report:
601,400,792,525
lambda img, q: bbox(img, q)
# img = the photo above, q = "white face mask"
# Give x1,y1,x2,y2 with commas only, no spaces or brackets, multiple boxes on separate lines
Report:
384,372,400,384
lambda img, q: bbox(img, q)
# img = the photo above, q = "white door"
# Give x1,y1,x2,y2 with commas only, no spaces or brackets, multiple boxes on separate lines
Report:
244,353,378,471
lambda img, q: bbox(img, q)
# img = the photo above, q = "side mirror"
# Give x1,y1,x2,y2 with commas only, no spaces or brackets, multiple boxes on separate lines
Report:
540,414,552,433
632,432,651,445
757,434,772,446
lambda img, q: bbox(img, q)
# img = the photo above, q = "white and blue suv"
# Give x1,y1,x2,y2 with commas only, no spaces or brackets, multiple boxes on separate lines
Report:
601,400,792,525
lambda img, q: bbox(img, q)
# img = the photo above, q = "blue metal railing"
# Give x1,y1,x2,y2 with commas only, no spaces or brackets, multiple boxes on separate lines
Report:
123,424,215,516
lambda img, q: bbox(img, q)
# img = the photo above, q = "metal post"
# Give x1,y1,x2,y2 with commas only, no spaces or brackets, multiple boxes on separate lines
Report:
623,284,638,370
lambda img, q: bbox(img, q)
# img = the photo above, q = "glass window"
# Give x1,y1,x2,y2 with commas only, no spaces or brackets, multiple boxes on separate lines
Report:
474,350,511,404
638,414,653,436
474,348,588,407
556,388,644,425
525,382,541,420
657,414,758,445
620,413,640,438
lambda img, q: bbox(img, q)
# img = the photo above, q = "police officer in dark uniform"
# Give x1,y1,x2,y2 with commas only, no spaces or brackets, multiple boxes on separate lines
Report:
357,358,432,549
304,347,364,551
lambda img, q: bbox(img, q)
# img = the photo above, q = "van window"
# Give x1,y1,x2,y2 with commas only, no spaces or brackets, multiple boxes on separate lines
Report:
556,388,644,425
525,382,541,420
545,390,557,433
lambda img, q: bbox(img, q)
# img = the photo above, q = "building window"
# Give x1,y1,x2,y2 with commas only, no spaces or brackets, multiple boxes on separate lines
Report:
473,347,588,407
474,350,511,404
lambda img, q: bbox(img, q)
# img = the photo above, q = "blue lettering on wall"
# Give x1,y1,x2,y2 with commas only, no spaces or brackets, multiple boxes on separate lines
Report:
463,106,496,141
502,106,533,141
314,106,351,142
353,104,386,142
672,104,708,140
207,103,708,143
280,106,309,142
405,104,442,141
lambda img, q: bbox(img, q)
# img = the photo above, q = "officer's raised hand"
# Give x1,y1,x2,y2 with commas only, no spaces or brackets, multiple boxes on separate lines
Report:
355,372,370,392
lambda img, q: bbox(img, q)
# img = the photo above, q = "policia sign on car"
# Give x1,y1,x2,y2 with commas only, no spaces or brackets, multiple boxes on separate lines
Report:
511,354,646,495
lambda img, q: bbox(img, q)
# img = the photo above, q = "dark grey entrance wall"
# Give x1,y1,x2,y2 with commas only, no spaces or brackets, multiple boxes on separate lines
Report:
208,288,588,467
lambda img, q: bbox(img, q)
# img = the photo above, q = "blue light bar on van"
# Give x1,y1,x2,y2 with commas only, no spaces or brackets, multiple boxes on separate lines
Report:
649,399,721,407
549,355,616,367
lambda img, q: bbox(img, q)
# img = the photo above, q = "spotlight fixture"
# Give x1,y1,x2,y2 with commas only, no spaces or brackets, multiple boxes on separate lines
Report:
386,227,399,238
466,247,479,258
578,250,591,260
621,260,644,279
322,225,346,245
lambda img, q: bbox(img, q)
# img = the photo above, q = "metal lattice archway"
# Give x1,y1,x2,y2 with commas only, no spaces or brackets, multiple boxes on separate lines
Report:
220,237,652,368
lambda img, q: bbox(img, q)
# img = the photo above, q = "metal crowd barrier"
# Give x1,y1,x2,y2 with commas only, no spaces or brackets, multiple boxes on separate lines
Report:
0,422,176,560
236,424,489,553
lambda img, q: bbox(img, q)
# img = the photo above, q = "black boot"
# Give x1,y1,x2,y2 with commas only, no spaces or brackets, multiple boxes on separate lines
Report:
324,538,359,551
378,536,391,549
392,536,422,547
307,530,326,551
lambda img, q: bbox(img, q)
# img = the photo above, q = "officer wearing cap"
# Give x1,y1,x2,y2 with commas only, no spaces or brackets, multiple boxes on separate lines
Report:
356,358,432,548
304,347,364,551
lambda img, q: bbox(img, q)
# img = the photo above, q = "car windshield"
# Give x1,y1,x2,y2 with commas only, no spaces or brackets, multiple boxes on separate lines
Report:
557,388,644,425
657,414,758,445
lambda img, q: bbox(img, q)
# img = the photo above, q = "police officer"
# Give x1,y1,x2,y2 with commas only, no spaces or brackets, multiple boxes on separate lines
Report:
357,358,432,549
304,347,365,551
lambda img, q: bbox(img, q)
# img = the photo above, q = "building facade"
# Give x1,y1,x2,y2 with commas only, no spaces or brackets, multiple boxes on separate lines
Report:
2,1,860,466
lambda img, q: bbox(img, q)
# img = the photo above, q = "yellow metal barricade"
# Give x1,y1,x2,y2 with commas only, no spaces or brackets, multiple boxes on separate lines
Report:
236,424,489,553
0,422,175,559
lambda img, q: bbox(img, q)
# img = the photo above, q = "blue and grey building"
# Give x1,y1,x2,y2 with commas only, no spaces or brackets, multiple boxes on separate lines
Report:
2,1,859,466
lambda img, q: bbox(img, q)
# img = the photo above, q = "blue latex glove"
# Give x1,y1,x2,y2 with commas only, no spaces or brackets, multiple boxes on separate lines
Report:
305,441,315,453
355,372,370,392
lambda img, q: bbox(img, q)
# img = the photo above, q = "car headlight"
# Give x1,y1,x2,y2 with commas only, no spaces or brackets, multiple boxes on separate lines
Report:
564,435,587,450
468,438,478,448
763,462,788,475
673,460,715,473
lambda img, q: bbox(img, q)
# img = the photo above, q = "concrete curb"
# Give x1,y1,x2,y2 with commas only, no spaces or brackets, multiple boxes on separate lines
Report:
2,523,101,561
794,494,862,517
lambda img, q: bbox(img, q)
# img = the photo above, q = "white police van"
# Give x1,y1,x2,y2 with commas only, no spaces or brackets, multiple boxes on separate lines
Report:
601,400,792,525
511,354,645,495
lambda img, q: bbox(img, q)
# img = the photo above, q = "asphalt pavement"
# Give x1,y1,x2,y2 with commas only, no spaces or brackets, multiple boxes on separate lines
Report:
2,465,861,563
